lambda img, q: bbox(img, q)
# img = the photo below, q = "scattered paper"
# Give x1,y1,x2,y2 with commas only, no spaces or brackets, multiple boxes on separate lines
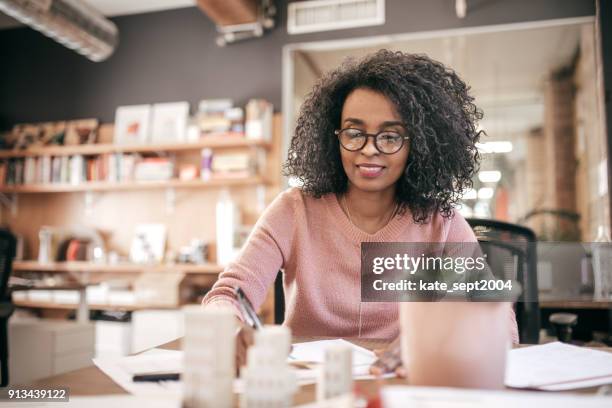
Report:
505,342,612,390
382,385,612,408
93,348,183,397
93,339,392,398
290,339,376,366
15,395,181,408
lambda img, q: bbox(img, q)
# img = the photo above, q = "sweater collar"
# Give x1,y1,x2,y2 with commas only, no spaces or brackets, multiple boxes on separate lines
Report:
325,193,409,243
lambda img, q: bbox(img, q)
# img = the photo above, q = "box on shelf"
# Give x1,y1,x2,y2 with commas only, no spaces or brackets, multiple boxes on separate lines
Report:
245,99,272,141
8,318,95,385
95,320,132,358
134,157,174,181
133,272,185,306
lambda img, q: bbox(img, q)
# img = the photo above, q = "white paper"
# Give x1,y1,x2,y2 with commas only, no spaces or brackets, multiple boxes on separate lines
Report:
290,339,376,366
93,348,183,397
93,339,391,398
382,385,612,408
538,375,612,391
505,342,612,390
15,395,181,408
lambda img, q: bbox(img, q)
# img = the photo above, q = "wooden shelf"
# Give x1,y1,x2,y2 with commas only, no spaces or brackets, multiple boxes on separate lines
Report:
13,298,180,311
13,260,224,275
0,175,264,193
0,135,270,158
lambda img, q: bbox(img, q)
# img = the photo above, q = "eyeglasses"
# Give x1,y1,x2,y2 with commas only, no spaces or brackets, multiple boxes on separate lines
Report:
335,128,409,154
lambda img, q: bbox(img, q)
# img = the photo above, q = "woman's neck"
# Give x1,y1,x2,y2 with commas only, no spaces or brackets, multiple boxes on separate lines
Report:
342,185,397,234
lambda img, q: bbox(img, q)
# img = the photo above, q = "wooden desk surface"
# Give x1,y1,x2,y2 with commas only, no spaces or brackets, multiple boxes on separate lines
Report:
29,338,612,405
539,297,612,310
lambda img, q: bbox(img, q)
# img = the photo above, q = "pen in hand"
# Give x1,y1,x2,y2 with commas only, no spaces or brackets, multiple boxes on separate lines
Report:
235,286,263,330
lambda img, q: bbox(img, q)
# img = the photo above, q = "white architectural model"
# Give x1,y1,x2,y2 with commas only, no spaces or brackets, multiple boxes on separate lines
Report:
317,343,353,401
240,325,297,408
182,306,235,408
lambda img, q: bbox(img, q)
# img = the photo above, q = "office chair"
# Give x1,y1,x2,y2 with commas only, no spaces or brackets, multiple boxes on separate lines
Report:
0,228,16,387
467,218,540,344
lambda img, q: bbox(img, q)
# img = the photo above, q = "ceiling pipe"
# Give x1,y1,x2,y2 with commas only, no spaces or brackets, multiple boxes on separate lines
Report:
0,0,118,62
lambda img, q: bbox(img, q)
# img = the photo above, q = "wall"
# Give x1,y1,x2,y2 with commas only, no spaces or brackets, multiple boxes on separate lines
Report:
0,0,597,129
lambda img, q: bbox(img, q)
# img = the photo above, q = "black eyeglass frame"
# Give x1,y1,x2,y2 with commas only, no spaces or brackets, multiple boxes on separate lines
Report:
334,128,410,155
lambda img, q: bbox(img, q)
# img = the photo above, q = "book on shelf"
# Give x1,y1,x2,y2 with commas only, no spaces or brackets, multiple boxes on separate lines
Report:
69,155,84,185
212,152,253,174
0,162,6,185
24,157,36,184
134,157,174,181
51,156,62,183
41,156,52,184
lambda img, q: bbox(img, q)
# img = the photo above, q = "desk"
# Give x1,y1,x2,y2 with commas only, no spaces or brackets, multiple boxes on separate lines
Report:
539,295,612,310
29,338,612,406
540,295,612,341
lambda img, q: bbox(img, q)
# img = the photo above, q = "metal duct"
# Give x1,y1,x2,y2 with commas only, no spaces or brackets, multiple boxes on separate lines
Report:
0,0,118,62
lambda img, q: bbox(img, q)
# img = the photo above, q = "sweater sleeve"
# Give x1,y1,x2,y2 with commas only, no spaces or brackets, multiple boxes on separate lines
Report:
445,210,521,344
202,189,296,318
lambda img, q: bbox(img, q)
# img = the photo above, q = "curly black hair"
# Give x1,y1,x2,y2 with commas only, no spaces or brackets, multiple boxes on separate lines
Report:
283,49,483,224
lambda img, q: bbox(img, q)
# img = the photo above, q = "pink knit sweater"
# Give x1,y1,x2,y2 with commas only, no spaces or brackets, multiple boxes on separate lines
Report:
203,187,520,343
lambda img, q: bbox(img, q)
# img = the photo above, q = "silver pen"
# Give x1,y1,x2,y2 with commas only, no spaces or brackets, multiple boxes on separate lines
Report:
234,286,263,330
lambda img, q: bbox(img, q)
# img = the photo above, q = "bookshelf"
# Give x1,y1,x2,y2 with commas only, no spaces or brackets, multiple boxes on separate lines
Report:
0,175,265,193
4,114,283,321
12,299,182,312
13,260,223,275
0,136,270,159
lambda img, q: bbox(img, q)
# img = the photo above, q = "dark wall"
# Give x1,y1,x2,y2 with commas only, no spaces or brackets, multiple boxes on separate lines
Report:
0,0,597,129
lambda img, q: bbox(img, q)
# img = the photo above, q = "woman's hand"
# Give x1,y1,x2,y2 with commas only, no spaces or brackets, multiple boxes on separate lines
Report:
369,336,407,378
235,319,254,375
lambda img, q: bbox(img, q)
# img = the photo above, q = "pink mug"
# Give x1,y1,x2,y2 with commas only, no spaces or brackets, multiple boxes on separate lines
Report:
400,301,511,389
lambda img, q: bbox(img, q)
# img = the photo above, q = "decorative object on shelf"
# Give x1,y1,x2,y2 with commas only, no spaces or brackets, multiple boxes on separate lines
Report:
37,225,106,264
64,119,99,145
38,227,54,264
245,99,272,141
216,189,241,266
130,224,167,264
178,164,199,181
64,238,92,261
200,148,213,181
177,239,209,264
114,104,151,145
150,102,190,143
39,121,67,146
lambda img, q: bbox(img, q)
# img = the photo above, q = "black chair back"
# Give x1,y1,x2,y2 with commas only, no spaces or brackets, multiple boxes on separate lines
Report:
0,229,16,302
0,228,16,387
467,218,540,344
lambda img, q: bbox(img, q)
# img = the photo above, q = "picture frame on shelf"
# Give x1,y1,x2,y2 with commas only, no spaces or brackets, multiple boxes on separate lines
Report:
150,101,189,143
129,224,167,264
114,104,151,145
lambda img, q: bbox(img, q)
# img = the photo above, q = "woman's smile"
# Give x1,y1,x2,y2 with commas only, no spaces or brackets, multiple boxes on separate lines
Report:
356,163,386,178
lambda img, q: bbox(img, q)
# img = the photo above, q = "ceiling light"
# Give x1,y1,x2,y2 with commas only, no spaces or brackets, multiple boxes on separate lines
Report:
476,141,513,154
478,171,502,183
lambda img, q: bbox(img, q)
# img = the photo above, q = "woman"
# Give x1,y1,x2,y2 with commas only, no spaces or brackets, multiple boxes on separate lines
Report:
203,50,519,369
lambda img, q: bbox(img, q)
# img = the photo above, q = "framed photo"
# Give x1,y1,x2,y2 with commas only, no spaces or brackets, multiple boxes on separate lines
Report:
129,224,167,264
114,104,151,145
150,101,189,143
